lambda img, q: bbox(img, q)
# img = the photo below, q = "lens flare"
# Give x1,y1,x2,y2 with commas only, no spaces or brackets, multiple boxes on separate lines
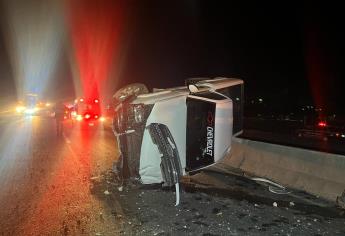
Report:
65,0,125,102
76,115,83,121
2,0,64,100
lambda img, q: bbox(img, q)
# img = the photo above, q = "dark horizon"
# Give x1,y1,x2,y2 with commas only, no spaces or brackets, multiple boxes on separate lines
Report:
0,1,344,114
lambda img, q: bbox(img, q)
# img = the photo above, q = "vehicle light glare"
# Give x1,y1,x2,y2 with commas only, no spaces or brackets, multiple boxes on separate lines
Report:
67,1,122,105
25,108,35,114
85,114,91,119
3,0,63,101
76,115,82,121
318,121,327,127
100,117,105,122
16,106,26,113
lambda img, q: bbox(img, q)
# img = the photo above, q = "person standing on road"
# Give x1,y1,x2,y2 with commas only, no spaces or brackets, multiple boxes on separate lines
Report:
54,101,65,137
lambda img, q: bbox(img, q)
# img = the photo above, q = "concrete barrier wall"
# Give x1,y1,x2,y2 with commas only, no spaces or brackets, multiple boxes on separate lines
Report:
220,138,345,204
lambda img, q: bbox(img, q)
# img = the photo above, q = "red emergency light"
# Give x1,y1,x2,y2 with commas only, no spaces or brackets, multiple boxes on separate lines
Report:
318,121,327,127
67,1,123,105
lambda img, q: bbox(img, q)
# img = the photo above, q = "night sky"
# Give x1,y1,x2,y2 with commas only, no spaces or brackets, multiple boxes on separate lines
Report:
0,1,344,114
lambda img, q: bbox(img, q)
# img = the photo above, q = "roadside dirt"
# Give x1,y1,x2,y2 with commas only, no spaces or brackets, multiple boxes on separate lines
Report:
91,169,345,235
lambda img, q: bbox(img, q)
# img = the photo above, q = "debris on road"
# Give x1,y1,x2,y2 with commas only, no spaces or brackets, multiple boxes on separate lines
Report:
88,169,345,236
336,190,345,209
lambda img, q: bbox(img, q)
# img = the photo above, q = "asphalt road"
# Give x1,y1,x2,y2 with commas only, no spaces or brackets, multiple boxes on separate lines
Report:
0,116,122,235
0,115,344,235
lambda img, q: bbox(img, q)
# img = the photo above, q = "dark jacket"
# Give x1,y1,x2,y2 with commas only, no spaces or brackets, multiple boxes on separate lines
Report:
54,102,66,120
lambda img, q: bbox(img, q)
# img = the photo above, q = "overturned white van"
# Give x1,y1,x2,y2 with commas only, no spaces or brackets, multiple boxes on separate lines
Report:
112,77,244,197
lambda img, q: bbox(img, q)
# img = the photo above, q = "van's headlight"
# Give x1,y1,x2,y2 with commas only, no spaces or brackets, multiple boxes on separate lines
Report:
133,104,145,123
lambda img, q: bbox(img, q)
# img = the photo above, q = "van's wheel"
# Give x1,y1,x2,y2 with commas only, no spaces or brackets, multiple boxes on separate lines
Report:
113,83,149,104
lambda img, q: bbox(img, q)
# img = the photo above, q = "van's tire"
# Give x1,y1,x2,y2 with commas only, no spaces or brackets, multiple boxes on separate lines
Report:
113,83,149,104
